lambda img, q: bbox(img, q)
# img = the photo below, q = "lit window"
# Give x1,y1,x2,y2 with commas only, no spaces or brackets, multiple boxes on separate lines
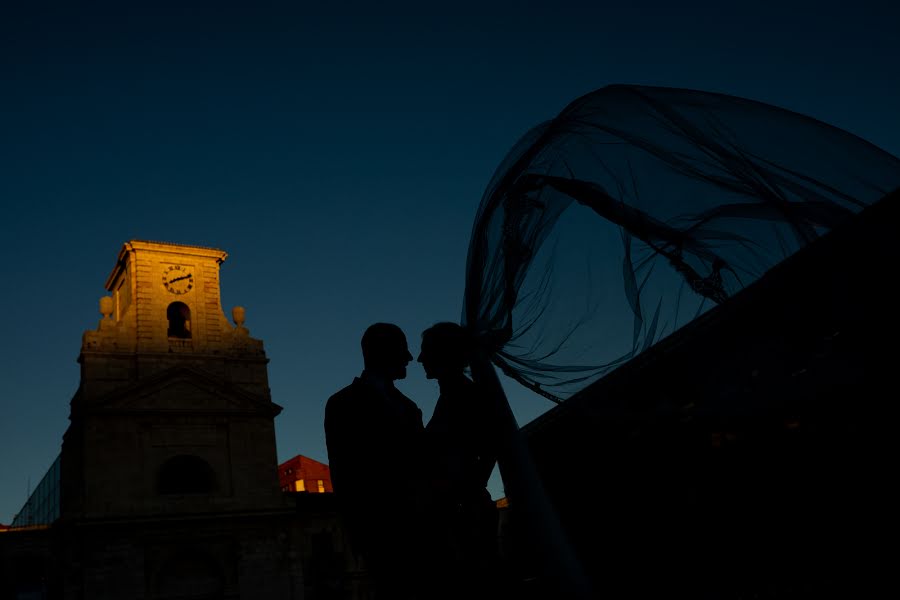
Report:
295,480,305,492
317,480,325,493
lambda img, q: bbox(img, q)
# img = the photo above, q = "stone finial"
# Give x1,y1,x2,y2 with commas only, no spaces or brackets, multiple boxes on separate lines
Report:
97,295,116,332
232,306,246,328
99,296,114,319
232,306,249,337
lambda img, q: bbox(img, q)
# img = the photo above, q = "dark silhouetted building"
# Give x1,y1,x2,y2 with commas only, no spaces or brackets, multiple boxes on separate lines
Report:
9,456,60,529
520,191,898,598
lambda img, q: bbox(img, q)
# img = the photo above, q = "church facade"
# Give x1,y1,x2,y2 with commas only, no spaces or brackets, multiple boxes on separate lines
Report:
1,241,364,600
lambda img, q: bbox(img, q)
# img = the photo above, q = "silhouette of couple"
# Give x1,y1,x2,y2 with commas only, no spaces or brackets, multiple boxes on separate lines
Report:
324,322,500,599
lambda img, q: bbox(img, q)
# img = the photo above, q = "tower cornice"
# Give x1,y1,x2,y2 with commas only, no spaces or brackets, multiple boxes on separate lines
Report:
105,240,228,290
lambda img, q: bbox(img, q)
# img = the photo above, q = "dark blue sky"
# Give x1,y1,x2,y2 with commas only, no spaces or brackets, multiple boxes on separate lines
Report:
2,1,898,522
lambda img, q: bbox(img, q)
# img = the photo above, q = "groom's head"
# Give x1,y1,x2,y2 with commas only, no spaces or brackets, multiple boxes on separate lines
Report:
361,323,413,380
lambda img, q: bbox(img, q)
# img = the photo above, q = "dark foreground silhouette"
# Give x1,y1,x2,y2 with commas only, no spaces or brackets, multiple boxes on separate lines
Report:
419,322,502,598
324,323,426,598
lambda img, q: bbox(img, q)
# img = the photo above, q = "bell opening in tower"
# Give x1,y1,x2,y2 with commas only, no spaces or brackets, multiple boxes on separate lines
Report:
166,302,192,339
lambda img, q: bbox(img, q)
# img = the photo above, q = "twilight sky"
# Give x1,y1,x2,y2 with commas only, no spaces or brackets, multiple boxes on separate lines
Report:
1,0,898,522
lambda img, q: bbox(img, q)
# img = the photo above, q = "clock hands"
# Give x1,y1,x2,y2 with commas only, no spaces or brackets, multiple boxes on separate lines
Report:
168,273,193,284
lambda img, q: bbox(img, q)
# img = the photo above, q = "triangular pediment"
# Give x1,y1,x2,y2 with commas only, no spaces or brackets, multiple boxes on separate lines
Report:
89,366,282,416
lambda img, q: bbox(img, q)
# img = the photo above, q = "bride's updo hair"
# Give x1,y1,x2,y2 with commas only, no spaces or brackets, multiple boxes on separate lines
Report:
421,322,472,372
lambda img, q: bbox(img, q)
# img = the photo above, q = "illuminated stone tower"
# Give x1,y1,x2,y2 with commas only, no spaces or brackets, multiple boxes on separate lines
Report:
79,240,269,396
59,241,295,598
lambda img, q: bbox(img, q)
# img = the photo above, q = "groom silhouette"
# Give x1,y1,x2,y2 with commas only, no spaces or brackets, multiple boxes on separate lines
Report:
324,323,425,598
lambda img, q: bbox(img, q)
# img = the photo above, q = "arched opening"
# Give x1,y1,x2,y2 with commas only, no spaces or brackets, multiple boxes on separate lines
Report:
157,455,216,494
167,302,191,339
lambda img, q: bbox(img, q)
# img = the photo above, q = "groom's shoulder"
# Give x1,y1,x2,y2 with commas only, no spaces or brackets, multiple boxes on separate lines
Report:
327,379,368,411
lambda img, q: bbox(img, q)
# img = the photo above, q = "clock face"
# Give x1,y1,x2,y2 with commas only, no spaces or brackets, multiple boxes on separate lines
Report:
162,264,194,295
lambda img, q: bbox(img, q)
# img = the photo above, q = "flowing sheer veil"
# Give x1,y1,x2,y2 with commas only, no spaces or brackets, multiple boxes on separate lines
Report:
463,85,900,403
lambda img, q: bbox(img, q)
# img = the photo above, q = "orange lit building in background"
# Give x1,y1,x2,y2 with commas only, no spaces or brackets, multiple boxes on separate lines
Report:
279,455,333,494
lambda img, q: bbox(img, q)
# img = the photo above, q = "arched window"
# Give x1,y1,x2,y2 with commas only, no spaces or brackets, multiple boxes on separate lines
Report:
167,302,191,339
157,455,216,494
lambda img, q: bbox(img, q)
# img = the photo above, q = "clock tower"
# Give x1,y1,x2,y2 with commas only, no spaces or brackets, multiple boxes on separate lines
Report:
58,240,297,598
88,239,258,353
75,240,271,401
